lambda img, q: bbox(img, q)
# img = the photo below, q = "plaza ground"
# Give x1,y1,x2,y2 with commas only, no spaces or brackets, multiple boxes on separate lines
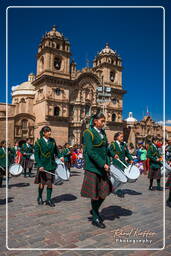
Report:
0,167,171,256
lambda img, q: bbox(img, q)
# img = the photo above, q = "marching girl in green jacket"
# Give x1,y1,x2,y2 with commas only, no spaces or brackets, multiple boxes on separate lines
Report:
34,126,63,207
81,112,112,229
108,132,133,197
147,137,162,191
62,143,71,173
108,132,133,171
0,140,11,187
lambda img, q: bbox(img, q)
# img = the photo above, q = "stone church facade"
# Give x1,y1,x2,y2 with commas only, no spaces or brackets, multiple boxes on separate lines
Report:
1,26,126,146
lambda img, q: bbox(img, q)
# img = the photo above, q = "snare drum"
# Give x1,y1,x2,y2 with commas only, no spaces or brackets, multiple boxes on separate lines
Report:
55,159,70,182
161,162,171,177
124,165,140,183
110,165,127,190
30,154,35,161
9,164,23,177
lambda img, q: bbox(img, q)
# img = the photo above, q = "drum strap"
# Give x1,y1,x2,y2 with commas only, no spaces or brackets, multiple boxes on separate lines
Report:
83,129,106,148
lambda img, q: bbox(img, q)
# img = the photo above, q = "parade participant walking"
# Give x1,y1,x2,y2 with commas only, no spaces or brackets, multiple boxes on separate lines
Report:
109,132,133,171
62,143,71,173
34,126,63,207
81,112,112,229
0,141,11,187
21,138,34,177
108,132,133,197
0,141,6,187
10,141,19,164
147,137,162,191
139,145,148,174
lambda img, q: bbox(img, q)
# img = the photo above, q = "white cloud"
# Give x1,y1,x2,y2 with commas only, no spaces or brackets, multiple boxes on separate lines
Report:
166,120,171,124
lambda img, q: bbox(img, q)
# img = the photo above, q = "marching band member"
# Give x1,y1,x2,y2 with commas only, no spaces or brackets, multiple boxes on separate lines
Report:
62,143,71,173
147,137,162,191
0,140,11,187
34,126,63,207
81,112,112,229
21,138,34,177
0,140,6,187
10,141,19,164
109,132,133,171
108,132,133,197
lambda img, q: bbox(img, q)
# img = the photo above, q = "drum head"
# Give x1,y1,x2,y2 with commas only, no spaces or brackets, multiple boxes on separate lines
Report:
165,162,171,171
56,164,70,180
110,165,127,183
9,164,23,176
30,154,35,161
124,165,140,180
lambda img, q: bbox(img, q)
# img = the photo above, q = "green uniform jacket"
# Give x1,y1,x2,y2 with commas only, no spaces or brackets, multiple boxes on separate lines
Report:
0,147,6,168
83,127,110,176
147,144,162,169
34,137,60,171
9,147,17,162
62,148,71,162
21,143,33,159
108,141,133,171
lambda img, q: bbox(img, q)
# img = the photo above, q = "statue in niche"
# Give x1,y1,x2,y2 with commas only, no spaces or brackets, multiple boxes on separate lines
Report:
47,88,53,99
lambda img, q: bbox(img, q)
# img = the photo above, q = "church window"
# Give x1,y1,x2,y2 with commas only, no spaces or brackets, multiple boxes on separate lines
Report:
52,42,56,48
54,57,61,70
112,113,116,122
110,71,115,82
54,106,60,116
40,56,44,72
112,98,117,105
85,105,90,116
22,119,28,129
55,88,61,95
57,44,60,49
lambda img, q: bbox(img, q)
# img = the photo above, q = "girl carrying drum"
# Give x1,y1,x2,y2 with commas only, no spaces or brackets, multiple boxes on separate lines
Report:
81,112,112,229
34,126,63,207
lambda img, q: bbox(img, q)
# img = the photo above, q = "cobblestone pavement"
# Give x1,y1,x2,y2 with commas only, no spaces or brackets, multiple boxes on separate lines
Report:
0,167,170,256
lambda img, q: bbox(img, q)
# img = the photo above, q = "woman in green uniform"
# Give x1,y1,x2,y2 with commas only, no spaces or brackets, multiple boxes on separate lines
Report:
108,132,133,197
81,112,112,229
34,126,63,207
109,132,133,171
147,137,162,191
0,140,6,187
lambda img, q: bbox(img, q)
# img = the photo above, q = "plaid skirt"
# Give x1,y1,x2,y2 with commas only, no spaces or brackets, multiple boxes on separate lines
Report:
81,170,112,200
148,168,161,179
166,173,171,189
21,158,34,169
34,169,55,186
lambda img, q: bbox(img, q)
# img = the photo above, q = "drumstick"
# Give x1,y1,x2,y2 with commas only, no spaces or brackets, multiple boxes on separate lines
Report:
43,170,56,176
117,158,128,168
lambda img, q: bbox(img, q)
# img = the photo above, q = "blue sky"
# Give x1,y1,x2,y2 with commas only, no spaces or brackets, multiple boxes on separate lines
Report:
0,0,170,123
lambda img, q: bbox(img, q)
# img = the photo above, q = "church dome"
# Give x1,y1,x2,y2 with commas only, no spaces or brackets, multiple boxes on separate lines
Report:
99,43,116,56
125,112,137,123
45,25,63,39
12,74,36,96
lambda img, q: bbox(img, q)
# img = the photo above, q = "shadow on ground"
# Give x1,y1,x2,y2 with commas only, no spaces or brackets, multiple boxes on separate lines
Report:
52,193,77,203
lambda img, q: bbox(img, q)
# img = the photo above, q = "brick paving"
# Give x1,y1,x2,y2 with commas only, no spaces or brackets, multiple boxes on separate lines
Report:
0,167,170,256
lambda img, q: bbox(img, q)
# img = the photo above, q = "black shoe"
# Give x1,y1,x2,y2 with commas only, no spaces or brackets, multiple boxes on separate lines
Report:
166,200,171,208
90,210,103,222
92,218,106,229
37,198,44,205
28,174,33,177
156,186,163,191
149,186,153,191
46,200,55,207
